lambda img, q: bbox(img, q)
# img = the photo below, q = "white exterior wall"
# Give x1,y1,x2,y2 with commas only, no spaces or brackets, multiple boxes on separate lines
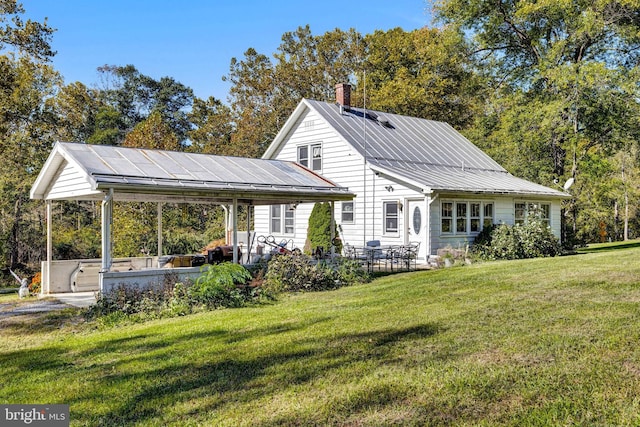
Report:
46,161,96,199
254,108,426,256
255,105,567,259
429,194,564,255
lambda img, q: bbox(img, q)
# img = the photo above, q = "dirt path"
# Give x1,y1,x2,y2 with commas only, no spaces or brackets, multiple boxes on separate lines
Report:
0,298,74,320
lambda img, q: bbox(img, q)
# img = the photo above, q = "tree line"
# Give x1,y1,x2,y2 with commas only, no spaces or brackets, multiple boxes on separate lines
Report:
1,0,639,275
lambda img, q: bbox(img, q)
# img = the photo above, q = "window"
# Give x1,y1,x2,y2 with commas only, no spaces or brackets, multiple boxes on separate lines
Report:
270,204,295,235
297,143,322,171
515,202,526,225
515,201,551,226
384,201,399,233
456,202,467,233
441,200,494,235
470,203,481,233
341,201,354,223
484,203,494,228
441,202,453,233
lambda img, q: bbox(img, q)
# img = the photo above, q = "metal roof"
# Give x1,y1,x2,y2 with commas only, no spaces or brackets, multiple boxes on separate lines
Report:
301,100,569,198
31,142,354,204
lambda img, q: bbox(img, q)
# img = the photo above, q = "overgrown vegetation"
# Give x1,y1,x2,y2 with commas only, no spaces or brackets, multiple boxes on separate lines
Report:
472,218,562,260
86,255,368,324
262,253,368,293
85,263,255,324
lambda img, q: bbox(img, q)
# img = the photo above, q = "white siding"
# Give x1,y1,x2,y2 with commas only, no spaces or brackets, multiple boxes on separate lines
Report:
46,161,96,200
256,105,567,258
428,194,564,256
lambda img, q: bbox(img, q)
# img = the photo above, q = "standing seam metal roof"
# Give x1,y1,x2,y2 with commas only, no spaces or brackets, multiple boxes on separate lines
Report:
304,99,568,198
31,142,354,203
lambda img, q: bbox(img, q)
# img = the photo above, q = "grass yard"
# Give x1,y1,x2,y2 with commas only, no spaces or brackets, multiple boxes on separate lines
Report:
2,241,640,426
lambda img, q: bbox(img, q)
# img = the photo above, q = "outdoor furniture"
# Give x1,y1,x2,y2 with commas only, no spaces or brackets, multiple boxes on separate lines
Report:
402,242,420,270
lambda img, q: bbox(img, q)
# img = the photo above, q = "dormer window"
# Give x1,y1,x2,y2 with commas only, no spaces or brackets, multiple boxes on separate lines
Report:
298,143,322,171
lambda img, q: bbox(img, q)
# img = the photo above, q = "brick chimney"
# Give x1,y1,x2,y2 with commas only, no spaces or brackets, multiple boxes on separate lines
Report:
335,83,351,109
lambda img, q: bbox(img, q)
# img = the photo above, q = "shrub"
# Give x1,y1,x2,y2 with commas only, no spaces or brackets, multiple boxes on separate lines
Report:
86,263,255,323
188,263,253,308
262,253,368,295
472,219,562,260
304,202,342,255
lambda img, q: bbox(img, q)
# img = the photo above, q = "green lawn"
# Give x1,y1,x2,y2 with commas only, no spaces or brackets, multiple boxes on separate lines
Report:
2,242,640,426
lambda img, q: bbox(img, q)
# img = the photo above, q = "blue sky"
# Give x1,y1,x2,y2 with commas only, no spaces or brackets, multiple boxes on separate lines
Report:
22,0,431,102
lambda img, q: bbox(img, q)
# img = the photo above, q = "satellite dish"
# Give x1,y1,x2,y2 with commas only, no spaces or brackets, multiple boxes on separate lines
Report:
563,177,575,191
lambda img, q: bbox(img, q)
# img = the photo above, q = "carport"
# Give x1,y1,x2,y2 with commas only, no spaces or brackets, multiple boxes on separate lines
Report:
30,142,354,294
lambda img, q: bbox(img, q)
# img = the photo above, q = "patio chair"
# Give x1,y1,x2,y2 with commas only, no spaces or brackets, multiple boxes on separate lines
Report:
403,242,420,270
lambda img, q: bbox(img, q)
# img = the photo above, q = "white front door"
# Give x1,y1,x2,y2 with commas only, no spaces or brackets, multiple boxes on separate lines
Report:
406,199,427,261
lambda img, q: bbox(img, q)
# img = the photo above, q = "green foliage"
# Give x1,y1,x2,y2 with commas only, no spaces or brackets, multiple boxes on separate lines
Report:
53,225,101,259
86,263,255,322
162,230,207,256
262,253,368,294
305,202,341,254
473,219,562,260
189,263,253,308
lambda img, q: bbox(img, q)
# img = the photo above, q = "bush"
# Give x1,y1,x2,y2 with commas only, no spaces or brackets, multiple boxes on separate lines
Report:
86,263,256,323
262,253,368,295
304,202,342,255
188,263,253,308
472,219,562,260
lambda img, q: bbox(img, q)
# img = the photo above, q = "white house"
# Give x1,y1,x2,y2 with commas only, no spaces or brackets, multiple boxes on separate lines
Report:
254,84,569,263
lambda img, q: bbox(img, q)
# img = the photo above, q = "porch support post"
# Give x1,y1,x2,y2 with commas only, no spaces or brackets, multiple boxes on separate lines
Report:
246,205,251,264
101,189,113,273
330,201,336,257
45,199,52,295
157,202,163,257
232,198,238,263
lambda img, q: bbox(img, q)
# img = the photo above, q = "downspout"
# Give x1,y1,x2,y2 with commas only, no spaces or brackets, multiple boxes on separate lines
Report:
232,198,238,263
427,192,439,258
101,188,114,274
220,204,229,244
45,200,52,295
157,202,163,258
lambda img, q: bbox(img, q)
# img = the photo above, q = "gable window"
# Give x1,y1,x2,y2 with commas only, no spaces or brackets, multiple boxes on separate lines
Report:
297,143,322,171
341,201,354,223
441,201,494,235
515,201,551,226
383,201,399,234
270,204,295,235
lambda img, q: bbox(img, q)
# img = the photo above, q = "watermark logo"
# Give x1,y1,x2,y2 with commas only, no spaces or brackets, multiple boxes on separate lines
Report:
1,405,69,426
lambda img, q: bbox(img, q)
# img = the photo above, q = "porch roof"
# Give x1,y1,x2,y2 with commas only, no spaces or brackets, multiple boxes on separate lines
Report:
30,142,355,204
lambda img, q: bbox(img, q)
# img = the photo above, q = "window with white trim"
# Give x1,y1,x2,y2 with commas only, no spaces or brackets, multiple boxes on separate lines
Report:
270,204,295,235
441,202,453,233
383,201,399,234
341,201,354,223
515,201,551,226
297,143,322,171
441,201,494,234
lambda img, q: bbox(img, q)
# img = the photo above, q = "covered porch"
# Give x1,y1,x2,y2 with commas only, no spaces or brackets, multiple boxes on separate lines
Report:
30,142,354,294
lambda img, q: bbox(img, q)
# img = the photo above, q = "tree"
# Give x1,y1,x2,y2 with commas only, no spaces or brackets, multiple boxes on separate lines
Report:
187,96,235,155
435,0,640,242
225,26,363,157
0,1,59,273
362,27,482,129
96,64,194,146
50,81,101,142
0,0,55,61
122,110,180,151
